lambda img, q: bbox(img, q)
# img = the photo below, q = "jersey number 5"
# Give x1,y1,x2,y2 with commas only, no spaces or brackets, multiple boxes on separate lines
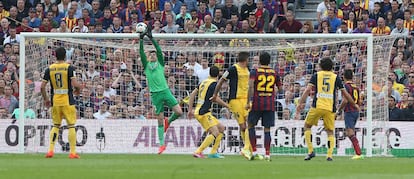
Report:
322,77,331,92
257,75,275,92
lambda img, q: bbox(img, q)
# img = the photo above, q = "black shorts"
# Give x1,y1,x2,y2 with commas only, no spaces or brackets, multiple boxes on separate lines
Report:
248,110,275,128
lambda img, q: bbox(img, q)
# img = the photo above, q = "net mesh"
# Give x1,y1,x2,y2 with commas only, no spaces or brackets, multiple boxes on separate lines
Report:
14,34,396,155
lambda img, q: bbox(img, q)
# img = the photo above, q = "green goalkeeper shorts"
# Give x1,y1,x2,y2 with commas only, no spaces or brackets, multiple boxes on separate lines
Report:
150,89,179,115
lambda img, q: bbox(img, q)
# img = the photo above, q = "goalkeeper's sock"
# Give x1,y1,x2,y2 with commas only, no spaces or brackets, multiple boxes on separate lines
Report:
349,135,362,155
196,134,215,154
158,125,165,146
210,133,223,154
168,112,180,124
68,125,77,154
248,127,257,152
48,126,60,152
305,129,313,154
264,131,271,156
327,135,335,158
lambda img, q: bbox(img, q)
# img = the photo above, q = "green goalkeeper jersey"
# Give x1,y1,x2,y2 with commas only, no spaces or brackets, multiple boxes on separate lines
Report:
139,39,169,93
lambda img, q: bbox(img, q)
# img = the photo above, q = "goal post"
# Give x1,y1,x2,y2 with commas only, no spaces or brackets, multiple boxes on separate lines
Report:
14,32,397,156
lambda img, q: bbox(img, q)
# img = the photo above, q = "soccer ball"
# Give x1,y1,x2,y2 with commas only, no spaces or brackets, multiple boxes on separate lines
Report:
135,22,147,34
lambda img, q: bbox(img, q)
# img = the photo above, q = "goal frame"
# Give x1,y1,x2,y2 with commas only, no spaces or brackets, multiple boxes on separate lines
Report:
19,33,375,156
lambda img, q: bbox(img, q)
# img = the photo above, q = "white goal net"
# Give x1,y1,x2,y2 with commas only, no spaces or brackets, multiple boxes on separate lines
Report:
1,33,400,156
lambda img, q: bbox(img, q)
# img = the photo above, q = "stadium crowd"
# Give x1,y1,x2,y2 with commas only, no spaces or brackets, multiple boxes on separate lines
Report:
0,0,413,121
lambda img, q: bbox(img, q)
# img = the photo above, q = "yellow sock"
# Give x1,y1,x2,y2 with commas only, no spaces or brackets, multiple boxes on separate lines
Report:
68,126,77,154
327,135,335,158
305,129,313,154
243,129,251,151
210,133,223,154
196,134,215,154
48,126,60,152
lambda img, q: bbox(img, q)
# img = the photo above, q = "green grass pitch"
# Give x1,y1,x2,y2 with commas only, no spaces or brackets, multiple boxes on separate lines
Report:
0,154,413,179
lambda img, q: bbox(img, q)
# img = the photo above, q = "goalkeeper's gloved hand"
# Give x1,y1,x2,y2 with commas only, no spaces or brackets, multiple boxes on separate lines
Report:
139,32,146,39
146,25,153,39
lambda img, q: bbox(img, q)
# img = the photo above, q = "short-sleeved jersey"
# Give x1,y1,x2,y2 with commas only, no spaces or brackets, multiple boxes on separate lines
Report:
344,81,360,112
43,63,76,106
309,71,344,112
223,63,249,100
250,66,281,111
195,77,217,115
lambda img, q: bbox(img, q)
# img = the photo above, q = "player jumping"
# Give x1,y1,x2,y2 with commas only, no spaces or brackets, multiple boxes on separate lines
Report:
139,27,183,154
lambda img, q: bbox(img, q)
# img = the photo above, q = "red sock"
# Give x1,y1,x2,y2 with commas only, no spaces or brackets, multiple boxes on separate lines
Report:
264,132,271,155
349,135,361,155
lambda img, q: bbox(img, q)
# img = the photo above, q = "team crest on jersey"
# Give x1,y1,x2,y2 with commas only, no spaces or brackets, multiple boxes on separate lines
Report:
148,62,159,70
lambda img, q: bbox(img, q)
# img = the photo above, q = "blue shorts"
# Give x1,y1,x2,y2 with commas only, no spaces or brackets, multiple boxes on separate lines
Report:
344,111,359,129
248,110,275,128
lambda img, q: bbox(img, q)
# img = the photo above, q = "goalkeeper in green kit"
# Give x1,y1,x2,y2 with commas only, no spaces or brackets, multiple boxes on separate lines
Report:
139,27,183,154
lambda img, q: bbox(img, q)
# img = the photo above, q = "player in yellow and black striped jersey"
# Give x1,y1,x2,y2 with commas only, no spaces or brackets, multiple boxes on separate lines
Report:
42,47,83,159
188,66,229,159
211,52,253,160
296,57,360,161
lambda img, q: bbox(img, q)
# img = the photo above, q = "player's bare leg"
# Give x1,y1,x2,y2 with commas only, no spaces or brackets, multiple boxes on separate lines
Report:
326,129,335,161
208,123,225,159
157,113,167,154
304,123,315,161
346,128,363,160
164,104,183,132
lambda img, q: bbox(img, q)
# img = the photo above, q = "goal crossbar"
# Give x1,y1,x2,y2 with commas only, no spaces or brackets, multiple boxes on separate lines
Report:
19,33,375,156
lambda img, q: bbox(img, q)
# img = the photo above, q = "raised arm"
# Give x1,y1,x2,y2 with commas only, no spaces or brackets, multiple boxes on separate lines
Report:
151,38,164,66
111,72,123,88
129,71,142,89
139,39,148,68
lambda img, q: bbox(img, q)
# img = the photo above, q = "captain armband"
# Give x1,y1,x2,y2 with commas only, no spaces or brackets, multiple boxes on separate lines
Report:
222,71,229,79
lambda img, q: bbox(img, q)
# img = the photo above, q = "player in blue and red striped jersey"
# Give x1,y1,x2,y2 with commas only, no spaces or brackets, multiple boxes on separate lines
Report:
337,69,363,160
246,52,281,161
